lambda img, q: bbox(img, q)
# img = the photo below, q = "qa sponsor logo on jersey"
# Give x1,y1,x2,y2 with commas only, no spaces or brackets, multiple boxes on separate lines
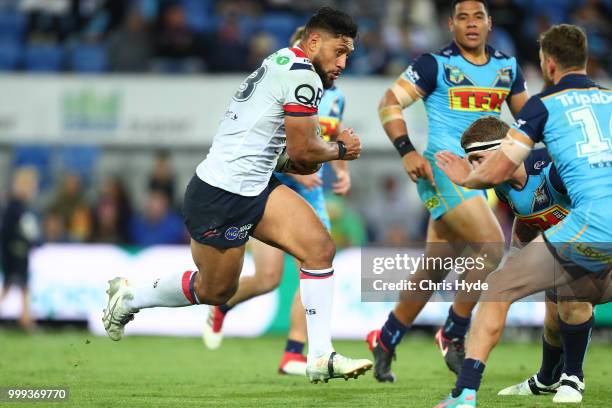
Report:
294,84,323,109
225,224,253,241
448,87,510,113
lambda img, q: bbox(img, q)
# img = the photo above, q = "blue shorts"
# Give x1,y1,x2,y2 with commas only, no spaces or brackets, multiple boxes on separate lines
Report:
274,172,331,230
416,156,486,220
544,200,612,274
183,174,281,248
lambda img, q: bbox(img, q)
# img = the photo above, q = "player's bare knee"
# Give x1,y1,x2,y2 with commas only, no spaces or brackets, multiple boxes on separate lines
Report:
258,268,282,292
304,234,335,268
483,302,509,337
480,243,505,271
198,283,238,305
558,301,593,324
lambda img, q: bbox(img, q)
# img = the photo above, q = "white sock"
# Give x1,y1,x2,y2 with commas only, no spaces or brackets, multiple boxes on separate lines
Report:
128,270,199,310
299,267,334,360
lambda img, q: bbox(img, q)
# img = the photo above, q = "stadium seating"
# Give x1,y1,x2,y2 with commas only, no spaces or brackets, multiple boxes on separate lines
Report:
0,39,21,70
59,145,100,187
24,43,64,72
182,0,217,32
69,43,108,73
0,11,26,42
11,144,54,191
258,13,298,49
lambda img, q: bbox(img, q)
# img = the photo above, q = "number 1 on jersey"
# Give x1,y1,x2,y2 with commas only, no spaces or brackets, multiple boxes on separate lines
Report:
567,106,611,157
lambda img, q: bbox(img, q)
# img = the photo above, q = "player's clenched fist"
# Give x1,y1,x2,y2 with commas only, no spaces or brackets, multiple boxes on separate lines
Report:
402,150,435,186
337,127,361,160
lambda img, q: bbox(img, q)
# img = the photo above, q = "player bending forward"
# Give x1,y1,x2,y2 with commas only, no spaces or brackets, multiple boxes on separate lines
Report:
435,24,612,407
461,116,596,403
367,0,528,382
102,7,372,384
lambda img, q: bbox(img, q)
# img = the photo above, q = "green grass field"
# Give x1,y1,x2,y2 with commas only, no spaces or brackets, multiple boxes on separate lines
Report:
1,330,610,407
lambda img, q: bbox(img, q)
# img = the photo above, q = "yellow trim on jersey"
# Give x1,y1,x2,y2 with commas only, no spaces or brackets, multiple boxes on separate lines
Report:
432,184,450,210
450,181,466,202
558,224,589,258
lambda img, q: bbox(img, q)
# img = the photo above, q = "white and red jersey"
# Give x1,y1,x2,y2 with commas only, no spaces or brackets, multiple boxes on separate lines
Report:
197,47,323,196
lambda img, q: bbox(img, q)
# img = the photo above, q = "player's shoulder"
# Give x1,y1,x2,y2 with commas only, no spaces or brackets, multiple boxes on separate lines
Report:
431,42,458,59
538,74,604,101
524,148,552,176
270,47,314,72
486,45,516,63
269,47,321,85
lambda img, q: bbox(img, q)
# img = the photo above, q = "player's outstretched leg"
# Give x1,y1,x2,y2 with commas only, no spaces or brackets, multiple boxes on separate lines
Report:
368,197,503,382
366,218,457,383
433,196,504,376
103,240,246,341
202,239,284,350
253,185,372,383
436,236,586,406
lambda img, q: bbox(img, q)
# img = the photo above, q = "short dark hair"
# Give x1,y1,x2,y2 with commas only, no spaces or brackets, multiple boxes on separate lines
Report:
540,24,588,70
451,0,489,16
304,7,358,39
461,116,509,149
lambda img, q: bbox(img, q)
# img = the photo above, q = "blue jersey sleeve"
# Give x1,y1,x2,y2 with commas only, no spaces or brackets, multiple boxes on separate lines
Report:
402,54,437,96
511,96,548,143
509,64,527,99
547,163,567,195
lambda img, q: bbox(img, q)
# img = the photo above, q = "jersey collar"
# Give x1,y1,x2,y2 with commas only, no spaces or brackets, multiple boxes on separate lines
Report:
557,73,593,88
448,41,492,66
289,47,308,59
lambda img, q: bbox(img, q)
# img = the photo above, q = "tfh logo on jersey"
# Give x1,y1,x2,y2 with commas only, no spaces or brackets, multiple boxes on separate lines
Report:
448,87,509,112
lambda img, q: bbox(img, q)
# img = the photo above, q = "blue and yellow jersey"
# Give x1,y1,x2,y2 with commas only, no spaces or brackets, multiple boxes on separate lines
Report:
495,149,571,232
317,85,345,141
403,42,526,160
512,74,612,209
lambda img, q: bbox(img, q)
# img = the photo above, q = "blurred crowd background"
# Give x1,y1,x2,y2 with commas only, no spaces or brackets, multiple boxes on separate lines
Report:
0,0,611,252
0,0,609,76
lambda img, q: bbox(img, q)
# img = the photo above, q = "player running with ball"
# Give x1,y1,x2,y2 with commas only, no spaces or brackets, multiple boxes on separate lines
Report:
102,7,372,384
202,26,353,377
